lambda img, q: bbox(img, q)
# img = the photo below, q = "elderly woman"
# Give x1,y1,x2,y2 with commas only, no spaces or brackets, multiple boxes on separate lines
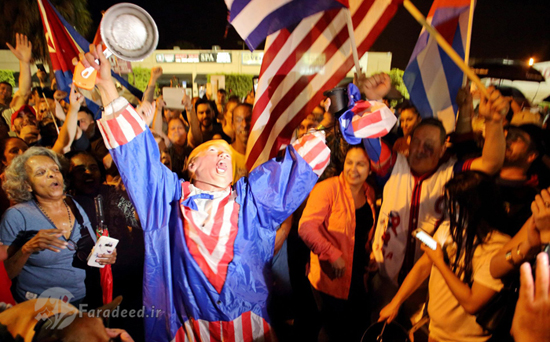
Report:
299,144,377,342
0,147,115,305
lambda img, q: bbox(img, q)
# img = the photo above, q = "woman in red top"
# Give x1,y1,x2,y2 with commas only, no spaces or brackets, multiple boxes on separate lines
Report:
299,144,377,341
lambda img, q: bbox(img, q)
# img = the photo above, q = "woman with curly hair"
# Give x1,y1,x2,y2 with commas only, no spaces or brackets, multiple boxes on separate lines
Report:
0,147,116,305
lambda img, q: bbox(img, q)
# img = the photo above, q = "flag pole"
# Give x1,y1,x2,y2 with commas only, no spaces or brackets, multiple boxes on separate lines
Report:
345,9,362,74
403,0,488,97
462,0,475,86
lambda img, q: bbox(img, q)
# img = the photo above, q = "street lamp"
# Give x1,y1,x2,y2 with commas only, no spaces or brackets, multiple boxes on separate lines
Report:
528,58,534,66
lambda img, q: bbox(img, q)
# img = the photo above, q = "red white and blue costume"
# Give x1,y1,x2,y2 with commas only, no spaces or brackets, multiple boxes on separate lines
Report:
97,100,330,342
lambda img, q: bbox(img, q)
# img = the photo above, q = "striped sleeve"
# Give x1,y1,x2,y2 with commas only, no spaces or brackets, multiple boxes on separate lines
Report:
97,102,147,149
291,130,330,177
453,158,474,174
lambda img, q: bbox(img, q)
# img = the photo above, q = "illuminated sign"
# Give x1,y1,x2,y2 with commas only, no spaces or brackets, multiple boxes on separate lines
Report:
242,51,264,65
199,52,232,64
156,52,232,64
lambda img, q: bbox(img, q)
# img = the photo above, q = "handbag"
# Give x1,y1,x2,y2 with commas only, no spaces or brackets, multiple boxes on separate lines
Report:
475,279,519,334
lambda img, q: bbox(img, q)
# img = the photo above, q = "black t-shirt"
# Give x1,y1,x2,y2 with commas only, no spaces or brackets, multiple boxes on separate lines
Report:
350,201,374,297
496,176,539,236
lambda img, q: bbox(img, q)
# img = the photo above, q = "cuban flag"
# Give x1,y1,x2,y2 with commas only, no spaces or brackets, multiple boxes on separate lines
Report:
226,0,348,51
403,0,473,128
37,0,143,119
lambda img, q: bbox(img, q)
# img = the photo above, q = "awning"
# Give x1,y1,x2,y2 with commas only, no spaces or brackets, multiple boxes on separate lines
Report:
194,74,208,84
157,74,193,88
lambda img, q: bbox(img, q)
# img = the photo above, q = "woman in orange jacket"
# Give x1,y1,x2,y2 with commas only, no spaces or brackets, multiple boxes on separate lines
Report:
299,144,377,342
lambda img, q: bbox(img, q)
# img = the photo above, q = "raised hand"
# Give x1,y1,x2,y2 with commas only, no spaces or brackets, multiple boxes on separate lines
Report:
136,101,156,125
478,86,508,123
69,83,84,107
355,71,391,101
6,33,32,64
150,66,163,82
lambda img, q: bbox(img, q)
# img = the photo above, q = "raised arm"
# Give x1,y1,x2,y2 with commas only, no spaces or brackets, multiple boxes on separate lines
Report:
340,76,397,177
77,44,181,232
455,86,474,135
491,187,550,279
185,94,202,148
242,131,330,230
52,83,84,154
7,33,32,110
469,86,507,175
143,67,162,103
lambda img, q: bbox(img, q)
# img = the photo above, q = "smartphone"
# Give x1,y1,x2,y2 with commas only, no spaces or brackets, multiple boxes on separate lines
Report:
87,236,119,268
412,229,437,250
163,87,186,110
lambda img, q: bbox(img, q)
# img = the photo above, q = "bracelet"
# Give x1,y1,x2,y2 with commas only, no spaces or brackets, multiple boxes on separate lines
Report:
515,242,526,261
505,249,517,266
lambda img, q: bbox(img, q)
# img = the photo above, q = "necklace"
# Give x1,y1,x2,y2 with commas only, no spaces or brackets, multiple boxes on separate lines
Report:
36,199,73,233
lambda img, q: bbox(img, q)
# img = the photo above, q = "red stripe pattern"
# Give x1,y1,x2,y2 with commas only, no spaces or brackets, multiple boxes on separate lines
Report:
291,131,330,177
97,104,147,149
245,0,403,170
174,311,273,342
180,183,240,294
349,101,396,138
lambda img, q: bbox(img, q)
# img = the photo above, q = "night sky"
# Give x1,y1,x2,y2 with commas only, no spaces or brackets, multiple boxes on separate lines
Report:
87,0,550,70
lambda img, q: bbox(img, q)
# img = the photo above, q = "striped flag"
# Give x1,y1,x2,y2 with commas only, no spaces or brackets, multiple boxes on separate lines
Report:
403,0,473,126
37,0,143,119
245,0,403,170
226,0,348,51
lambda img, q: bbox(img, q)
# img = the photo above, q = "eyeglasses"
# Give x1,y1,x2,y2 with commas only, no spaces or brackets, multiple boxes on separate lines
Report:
64,236,77,251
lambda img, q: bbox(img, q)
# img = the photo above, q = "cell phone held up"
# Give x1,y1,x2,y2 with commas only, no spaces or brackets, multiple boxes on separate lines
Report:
412,229,437,250
87,236,118,268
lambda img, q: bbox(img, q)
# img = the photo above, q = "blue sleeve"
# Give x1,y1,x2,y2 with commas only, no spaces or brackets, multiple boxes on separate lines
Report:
108,128,182,232
238,145,318,231
0,208,25,246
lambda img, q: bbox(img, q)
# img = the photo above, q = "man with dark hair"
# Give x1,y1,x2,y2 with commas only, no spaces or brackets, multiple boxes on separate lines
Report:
356,82,509,322
77,107,110,174
229,103,252,183
194,98,230,143
496,125,545,237
0,82,13,112
216,88,227,115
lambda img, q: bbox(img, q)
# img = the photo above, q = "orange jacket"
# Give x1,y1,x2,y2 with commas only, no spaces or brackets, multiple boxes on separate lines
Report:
299,173,376,300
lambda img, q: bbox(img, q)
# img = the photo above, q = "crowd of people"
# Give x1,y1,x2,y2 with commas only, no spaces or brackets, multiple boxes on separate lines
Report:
0,33,549,342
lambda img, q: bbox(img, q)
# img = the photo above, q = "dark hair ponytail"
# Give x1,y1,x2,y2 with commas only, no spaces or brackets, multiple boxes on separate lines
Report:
445,171,507,284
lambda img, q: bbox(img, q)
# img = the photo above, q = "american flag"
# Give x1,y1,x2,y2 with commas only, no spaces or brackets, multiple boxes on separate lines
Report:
403,0,473,128
226,0,348,51
245,0,403,170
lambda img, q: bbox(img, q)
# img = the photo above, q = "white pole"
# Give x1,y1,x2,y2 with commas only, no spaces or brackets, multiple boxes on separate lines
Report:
345,8,361,74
